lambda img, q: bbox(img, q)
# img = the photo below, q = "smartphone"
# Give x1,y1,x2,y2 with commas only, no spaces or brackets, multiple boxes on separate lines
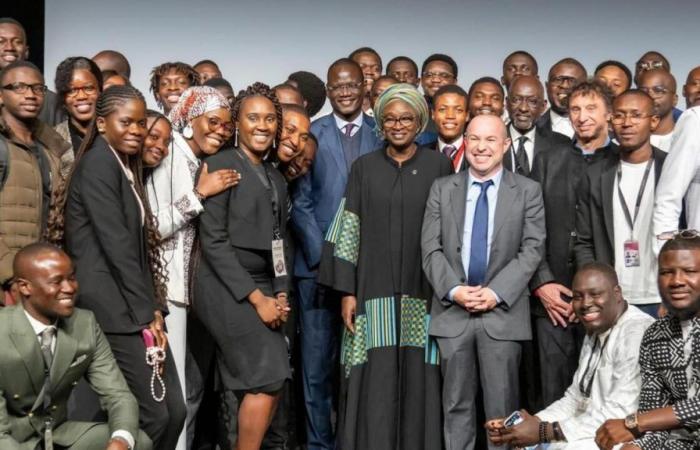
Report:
504,410,524,428
142,328,156,349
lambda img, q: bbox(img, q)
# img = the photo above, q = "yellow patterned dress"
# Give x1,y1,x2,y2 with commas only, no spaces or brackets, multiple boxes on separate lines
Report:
319,147,452,450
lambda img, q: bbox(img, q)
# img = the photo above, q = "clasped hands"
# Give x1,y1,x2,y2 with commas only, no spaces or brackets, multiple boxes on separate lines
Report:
452,285,498,312
249,289,291,329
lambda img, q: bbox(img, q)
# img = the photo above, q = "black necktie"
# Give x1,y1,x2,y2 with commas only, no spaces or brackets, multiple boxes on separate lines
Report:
515,136,530,177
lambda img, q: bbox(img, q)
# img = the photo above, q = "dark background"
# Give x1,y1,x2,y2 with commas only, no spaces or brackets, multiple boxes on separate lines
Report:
5,0,45,72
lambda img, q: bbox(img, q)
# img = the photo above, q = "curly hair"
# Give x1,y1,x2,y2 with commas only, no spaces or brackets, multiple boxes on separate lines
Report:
232,82,284,151
54,56,103,108
148,62,200,108
46,85,169,307
569,79,615,112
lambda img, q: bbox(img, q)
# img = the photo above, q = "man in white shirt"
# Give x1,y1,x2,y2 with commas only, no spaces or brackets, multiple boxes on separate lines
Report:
486,262,654,449
428,84,469,172
0,243,150,449
653,105,700,239
575,89,666,317
538,58,588,140
638,69,678,151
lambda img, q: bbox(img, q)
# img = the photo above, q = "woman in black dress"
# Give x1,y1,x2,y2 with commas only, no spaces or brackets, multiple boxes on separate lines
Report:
47,85,186,450
320,84,453,450
195,82,291,450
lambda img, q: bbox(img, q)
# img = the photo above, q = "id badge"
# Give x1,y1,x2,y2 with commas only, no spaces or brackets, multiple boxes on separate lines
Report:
272,239,287,277
576,396,590,414
623,240,641,267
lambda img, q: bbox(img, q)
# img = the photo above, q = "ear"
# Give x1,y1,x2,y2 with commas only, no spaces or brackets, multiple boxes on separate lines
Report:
672,93,679,108
500,75,507,86
503,136,512,153
16,278,31,298
96,116,107,134
413,78,420,88
23,46,29,60
650,114,661,133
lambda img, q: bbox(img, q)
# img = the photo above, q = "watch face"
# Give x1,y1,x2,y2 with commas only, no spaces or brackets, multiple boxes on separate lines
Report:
625,414,637,429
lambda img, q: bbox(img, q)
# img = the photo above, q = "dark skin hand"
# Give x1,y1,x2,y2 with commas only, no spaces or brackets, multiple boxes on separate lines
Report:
485,410,553,448
248,289,291,329
596,407,682,450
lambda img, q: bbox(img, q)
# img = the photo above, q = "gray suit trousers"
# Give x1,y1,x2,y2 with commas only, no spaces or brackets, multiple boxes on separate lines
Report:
438,316,521,450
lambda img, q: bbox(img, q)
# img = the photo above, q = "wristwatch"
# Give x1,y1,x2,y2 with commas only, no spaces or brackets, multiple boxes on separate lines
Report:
624,412,640,435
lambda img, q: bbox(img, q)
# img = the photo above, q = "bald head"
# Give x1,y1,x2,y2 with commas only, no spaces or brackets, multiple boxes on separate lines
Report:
467,114,508,138
638,69,678,117
465,115,510,179
13,243,67,280
683,66,700,108
92,50,130,78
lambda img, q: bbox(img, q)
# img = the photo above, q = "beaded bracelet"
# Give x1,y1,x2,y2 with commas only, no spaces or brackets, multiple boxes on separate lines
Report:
539,421,550,443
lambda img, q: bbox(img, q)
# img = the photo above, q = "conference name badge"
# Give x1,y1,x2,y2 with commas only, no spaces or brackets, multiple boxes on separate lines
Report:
623,240,640,268
272,239,287,277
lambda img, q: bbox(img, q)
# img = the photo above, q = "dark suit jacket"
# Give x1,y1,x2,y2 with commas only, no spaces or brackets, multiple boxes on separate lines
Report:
65,136,157,334
529,141,617,291
422,169,546,341
291,113,382,278
574,147,667,267
503,125,571,178
425,139,468,172
0,306,138,448
198,147,291,303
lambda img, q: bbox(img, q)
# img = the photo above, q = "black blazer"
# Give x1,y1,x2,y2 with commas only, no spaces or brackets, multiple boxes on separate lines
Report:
574,147,667,267
503,125,571,178
529,141,617,290
424,140,468,172
197,147,291,303
65,136,156,334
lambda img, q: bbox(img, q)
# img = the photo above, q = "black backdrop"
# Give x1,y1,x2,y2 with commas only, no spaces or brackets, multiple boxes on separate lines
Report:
4,0,45,72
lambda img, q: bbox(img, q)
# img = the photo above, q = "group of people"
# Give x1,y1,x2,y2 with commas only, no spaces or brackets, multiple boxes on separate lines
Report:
1,14,700,450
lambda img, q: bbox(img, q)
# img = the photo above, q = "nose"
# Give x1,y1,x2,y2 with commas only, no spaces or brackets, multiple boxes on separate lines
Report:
75,88,88,100
482,96,492,106
62,279,77,295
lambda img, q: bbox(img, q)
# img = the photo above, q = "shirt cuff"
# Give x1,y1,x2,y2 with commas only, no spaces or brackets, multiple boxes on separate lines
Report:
447,286,459,302
111,430,135,449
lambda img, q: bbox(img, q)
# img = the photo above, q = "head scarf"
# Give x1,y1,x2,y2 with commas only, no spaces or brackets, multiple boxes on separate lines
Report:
168,86,229,131
373,83,430,135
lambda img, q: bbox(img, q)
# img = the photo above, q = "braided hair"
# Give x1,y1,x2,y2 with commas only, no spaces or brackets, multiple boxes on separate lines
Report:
232,82,284,151
46,85,169,307
149,62,200,109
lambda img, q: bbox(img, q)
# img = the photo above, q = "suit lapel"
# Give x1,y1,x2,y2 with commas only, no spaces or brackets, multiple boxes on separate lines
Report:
51,318,78,386
451,173,468,241
601,159,617,248
9,306,46,394
325,117,348,175
358,114,378,156
491,170,517,242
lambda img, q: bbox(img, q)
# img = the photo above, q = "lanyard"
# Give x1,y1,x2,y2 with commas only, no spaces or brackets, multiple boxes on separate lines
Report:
616,159,653,236
579,335,610,398
235,149,282,239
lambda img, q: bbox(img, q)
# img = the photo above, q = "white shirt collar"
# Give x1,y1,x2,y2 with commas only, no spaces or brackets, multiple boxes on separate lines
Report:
508,124,536,142
438,136,464,152
23,308,56,337
550,108,568,124
333,112,364,131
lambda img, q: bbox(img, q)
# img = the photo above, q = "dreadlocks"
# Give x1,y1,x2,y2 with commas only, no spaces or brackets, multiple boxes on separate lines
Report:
47,85,169,307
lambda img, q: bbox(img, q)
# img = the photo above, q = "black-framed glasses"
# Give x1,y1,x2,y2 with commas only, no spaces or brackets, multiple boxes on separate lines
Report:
549,76,578,87
2,82,48,95
327,82,363,93
610,112,654,125
422,71,454,81
508,96,541,108
66,85,98,98
657,229,700,241
383,115,416,128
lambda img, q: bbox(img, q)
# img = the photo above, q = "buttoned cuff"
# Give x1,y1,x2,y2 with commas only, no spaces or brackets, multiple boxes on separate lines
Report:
111,430,135,449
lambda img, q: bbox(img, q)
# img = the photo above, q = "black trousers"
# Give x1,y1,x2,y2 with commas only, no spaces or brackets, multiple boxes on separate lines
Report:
106,332,187,450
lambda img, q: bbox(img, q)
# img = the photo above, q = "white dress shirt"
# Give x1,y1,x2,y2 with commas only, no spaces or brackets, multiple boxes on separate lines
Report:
549,109,575,139
650,131,673,152
654,107,700,249
147,132,203,305
508,125,536,172
22,309,135,449
536,305,654,448
333,112,364,137
438,136,465,171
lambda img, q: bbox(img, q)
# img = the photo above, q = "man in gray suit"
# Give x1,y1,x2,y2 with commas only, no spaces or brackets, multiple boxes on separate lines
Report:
422,115,546,450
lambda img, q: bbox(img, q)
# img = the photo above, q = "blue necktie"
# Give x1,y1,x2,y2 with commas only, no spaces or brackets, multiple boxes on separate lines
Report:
468,180,493,286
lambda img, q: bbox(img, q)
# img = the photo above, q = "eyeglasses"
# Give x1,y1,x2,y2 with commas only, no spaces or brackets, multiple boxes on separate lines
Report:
639,85,671,96
2,82,48,95
637,60,664,71
657,229,700,240
66,85,98,98
327,82,363,93
422,71,454,81
207,116,234,134
508,96,541,108
383,115,415,128
610,112,654,125
549,76,578,87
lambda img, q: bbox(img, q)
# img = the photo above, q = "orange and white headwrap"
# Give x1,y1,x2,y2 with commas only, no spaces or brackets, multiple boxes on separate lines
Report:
168,86,230,131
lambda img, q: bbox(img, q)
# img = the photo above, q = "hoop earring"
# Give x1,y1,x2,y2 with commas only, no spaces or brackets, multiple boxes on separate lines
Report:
182,125,194,139
234,128,239,147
